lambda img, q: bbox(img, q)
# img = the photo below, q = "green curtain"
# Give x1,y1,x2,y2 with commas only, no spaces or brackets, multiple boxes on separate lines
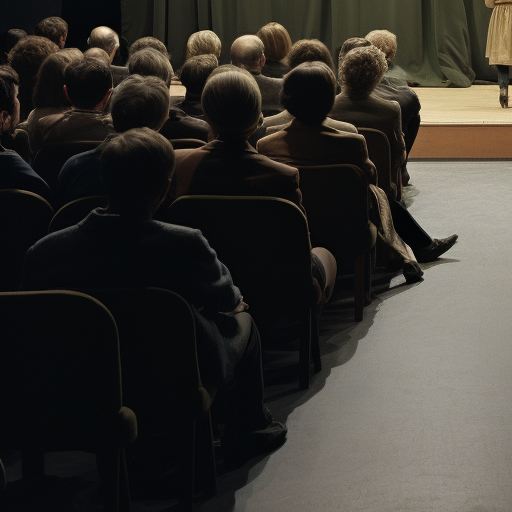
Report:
124,0,496,86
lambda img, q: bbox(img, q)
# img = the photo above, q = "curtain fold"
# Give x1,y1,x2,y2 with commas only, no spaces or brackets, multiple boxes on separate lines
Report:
132,0,496,85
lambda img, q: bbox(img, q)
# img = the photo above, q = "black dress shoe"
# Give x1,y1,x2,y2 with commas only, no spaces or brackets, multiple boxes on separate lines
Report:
414,234,458,263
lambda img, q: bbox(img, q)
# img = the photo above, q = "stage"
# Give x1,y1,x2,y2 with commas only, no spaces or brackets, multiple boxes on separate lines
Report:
409,85,512,160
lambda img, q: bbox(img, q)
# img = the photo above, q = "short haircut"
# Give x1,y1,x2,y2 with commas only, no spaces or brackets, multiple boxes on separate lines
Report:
186,30,222,59
281,61,336,124
286,39,335,72
33,49,83,108
365,30,397,61
127,48,173,87
202,68,261,138
0,76,15,115
338,37,372,72
230,35,265,69
4,29,27,56
256,22,292,62
129,37,169,59
179,54,218,96
100,127,175,208
340,46,388,100
0,65,19,88
33,17,68,46
88,26,119,56
64,58,112,109
109,75,170,132
84,47,110,65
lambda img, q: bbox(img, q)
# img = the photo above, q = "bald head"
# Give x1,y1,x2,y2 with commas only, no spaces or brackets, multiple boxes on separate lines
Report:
88,26,119,61
231,35,265,71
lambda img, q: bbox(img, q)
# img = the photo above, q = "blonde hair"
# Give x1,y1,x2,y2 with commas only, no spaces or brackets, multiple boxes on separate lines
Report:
256,22,292,62
186,30,222,59
365,30,397,62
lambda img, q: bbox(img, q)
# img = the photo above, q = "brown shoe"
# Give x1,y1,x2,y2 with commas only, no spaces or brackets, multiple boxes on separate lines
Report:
415,235,458,263
500,88,508,108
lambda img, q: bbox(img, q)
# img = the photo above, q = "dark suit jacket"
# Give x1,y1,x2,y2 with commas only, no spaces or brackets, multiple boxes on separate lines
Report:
21,208,242,386
251,71,284,117
170,138,302,207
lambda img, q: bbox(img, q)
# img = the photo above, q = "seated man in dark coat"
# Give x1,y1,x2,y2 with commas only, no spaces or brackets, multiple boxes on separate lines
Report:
22,127,287,464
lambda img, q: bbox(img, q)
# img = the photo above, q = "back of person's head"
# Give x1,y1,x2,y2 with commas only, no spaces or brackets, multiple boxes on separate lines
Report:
287,39,335,71
365,30,397,62
230,35,265,70
33,49,83,108
64,58,112,109
127,47,173,87
340,46,388,100
110,75,170,132
338,37,372,71
186,30,222,59
88,26,119,58
202,68,261,139
33,17,68,48
256,22,292,63
0,75,16,117
2,29,27,62
129,37,170,59
84,47,110,65
0,65,19,89
100,127,175,209
179,54,218,96
281,61,336,124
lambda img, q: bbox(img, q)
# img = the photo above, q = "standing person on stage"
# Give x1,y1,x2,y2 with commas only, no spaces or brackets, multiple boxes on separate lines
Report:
485,0,512,107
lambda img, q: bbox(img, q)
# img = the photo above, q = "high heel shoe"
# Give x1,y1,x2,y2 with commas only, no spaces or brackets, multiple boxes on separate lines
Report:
500,88,508,108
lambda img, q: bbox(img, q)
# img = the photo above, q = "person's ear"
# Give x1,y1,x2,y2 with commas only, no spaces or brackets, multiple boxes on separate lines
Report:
259,54,266,68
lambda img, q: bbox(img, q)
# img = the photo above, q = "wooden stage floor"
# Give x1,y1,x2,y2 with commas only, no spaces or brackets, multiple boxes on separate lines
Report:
410,85,512,159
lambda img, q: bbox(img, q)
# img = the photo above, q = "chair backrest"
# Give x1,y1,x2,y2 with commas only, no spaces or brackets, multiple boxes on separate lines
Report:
49,195,108,233
358,127,400,201
166,195,314,321
169,138,206,150
296,164,371,271
0,189,53,291
0,290,123,450
32,141,102,191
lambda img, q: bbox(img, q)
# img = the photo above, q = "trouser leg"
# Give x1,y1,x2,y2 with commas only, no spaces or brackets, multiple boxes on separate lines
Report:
389,199,432,250
497,65,510,90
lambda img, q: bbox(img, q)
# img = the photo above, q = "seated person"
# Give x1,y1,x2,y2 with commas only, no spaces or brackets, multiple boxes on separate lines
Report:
129,36,175,75
0,75,52,202
54,74,171,209
330,49,457,262
88,26,127,87
170,67,337,302
128,47,210,142
33,16,68,49
22,127,287,466
171,54,218,119
33,58,114,153
0,29,27,65
257,22,292,78
186,30,222,60
231,35,284,117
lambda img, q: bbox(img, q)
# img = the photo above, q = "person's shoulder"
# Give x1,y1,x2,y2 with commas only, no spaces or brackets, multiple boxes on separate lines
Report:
324,117,358,133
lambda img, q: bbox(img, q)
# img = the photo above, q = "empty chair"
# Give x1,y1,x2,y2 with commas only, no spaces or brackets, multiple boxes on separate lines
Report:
167,195,321,390
32,141,102,190
0,189,53,291
0,290,137,512
296,164,377,322
49,195,108,233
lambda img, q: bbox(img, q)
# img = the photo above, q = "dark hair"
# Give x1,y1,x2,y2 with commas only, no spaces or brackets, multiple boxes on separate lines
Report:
100,127,175,207
287,39,335,72
0,75,15,115
33,17,68,46
32,49,83,108
338,37,372,71
129,37,169,59
179,54,218,96
257,22,292,62
281,61,336,124
110,75,170,132
202,68,261,138
3,29,27,60
127,48,173,87
0,65,19,88
84,47,110,65
186,31,222,59
64,58,112,109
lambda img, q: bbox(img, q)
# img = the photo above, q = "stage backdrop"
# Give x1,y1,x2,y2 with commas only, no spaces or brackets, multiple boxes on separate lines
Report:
122,0,495,86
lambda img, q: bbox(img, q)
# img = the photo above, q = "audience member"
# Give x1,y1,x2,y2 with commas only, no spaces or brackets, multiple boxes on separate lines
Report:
33,17,68,49
88,26,127,86
33,58,114,153
27,49,84,149
186,30,222,60
7,36,59,120
364,30,421,185
171,68,337,302
231,35,284,116
173,54,218,118
83,47,110,65
55,74,170,208
129,36,174,78
127,47,173,86
331,46,457,262
22,126,288,464
1,29,27,64
257,22,292,78
287,39,335,72
0,75,52,202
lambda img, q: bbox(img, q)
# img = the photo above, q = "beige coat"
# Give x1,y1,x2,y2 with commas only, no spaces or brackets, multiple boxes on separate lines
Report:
486,0,512,65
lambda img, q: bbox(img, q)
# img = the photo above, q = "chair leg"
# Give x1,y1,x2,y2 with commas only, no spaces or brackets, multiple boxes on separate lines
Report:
364,249,372,305
178,420,196,512
299,314,311,390
311,311,321,373
96,449,121,512
195,412,217,498
354,254,365,322
21,451,44,478
0,457,5,493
